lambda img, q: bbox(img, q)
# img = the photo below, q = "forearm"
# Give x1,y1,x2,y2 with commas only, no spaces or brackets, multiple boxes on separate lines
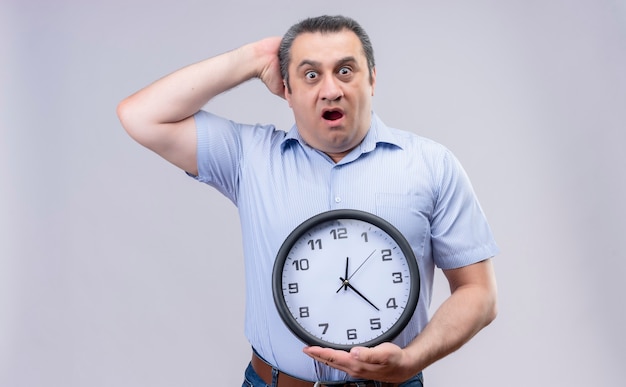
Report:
401,258,498,377
404,281,497,373
303,260,497,383
118,41,270,128
116,37,282,173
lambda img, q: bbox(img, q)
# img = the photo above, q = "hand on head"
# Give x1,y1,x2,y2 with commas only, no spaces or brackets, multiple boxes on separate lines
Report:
255,36,286,99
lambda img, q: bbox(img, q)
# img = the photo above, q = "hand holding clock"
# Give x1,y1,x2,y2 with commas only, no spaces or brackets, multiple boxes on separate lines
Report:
274,211,497,383
303,342,416,383
306,248,415,382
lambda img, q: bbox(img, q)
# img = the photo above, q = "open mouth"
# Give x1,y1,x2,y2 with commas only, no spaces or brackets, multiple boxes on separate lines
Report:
322,110,344,121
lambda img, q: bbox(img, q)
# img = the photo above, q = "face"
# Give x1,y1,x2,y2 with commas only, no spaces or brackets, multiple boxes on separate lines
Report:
284,30,376,162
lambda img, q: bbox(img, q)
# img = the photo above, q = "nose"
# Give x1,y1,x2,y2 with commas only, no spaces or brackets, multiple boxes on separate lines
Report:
319,76,343,101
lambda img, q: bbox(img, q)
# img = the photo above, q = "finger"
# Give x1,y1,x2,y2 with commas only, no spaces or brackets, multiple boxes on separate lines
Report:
303,346,336,361
351,343,399,365
351,346,382,363
303,347,350,367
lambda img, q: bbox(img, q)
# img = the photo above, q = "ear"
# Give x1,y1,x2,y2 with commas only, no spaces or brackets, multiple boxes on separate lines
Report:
284,79,293,107
370,67,377,96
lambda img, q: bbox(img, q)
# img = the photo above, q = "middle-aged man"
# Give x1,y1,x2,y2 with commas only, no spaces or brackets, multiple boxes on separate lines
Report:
117,14,499,387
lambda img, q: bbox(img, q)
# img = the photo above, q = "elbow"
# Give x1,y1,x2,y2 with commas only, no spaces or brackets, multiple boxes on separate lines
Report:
484,288,498,327
116,98,138,139
487,299,498,326
116,97,152,146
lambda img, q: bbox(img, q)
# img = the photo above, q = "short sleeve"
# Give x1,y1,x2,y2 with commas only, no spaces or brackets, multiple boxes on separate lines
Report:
188,110,243,204
430,150,499,269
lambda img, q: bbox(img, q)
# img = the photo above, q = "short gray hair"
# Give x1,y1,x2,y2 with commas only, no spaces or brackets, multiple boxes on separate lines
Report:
279,15,376,93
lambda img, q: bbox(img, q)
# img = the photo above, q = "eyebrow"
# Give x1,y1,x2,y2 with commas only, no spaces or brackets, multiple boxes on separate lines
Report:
296,56,359,70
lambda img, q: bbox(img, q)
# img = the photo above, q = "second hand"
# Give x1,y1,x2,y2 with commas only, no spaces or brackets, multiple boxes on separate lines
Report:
348,249,377,280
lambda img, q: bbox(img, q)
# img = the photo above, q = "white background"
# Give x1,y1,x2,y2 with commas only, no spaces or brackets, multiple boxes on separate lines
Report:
1,0,625,386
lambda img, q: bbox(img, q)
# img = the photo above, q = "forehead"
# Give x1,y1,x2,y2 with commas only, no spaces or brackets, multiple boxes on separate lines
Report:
289,30,366,68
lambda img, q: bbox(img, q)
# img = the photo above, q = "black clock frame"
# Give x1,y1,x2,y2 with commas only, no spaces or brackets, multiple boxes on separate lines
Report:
272,209,420,351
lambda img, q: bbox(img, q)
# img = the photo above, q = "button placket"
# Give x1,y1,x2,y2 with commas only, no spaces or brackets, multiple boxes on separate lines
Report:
329,165,343,208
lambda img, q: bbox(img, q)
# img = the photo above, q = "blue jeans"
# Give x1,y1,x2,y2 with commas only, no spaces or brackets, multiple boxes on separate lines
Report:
242,363,424,387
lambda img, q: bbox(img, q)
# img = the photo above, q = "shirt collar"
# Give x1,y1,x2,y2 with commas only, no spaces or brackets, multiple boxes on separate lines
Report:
280,112,404,156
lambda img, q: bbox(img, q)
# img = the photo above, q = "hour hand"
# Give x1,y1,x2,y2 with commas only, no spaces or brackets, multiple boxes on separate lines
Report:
336,257,350,293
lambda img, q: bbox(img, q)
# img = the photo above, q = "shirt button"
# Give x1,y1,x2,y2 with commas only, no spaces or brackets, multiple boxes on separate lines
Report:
334,196,342,203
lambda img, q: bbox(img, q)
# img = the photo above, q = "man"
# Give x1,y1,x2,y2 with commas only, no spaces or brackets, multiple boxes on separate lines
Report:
117,15,498,387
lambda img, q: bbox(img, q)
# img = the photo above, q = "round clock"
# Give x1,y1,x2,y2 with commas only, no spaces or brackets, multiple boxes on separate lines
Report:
272,209,420,351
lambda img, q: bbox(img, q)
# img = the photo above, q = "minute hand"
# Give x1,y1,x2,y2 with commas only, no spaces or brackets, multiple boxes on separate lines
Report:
339,277,379,311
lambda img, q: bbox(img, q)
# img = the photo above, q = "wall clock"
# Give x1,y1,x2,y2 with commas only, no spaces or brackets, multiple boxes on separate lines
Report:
272,209,420,351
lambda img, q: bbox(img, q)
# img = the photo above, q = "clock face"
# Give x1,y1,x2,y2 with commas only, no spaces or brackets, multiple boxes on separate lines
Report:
272,210,420,351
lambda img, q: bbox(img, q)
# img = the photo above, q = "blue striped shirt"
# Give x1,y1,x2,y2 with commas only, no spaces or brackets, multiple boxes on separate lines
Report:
191,110,499,381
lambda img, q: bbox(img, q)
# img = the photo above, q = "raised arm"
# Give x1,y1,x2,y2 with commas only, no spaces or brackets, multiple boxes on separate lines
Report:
116,37,285,175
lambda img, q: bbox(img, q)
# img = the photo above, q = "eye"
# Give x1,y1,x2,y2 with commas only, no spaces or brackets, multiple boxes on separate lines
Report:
305,71,318,80
338,67,352,76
